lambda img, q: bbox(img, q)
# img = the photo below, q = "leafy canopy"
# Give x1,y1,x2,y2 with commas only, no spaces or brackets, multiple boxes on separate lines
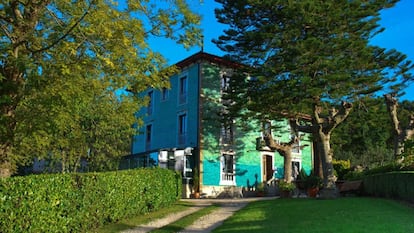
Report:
0,0,202,174
214,0,413,118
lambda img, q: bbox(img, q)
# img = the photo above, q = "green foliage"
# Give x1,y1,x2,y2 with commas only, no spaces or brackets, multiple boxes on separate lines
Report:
343,170,365,181
14,74,138,173
278,180,296,191
332,159,351,180
214,0,413,191
331,96,395,167
0,0,202,176
363,172,414,202
0,168,181,232
297,168,308,181
303,173,322,189
192,167,199,193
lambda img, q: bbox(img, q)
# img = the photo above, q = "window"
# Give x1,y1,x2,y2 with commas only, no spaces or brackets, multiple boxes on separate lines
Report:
263,121,272,137
291,137,300,154
221,75,231,92
145,124,152,150
221,122,234,145
178,113,187,144
161,87,169,101
220,153,235,185
179,76,187,104
147,91,153,115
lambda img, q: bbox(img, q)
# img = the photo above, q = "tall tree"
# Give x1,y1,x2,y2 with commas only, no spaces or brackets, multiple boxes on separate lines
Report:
331,96,393,168
14,72,139,173
0,0,201,177
384,94,414,158
214,0,413,197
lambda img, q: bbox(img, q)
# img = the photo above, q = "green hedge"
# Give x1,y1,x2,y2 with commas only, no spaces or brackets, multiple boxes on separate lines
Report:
363,171,414,202
0,168,181,233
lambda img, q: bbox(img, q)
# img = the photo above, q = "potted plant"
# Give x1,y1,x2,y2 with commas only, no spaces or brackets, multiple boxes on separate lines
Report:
294,168,308,190
278,180,296,198
304,172,322,198
191,167,200,198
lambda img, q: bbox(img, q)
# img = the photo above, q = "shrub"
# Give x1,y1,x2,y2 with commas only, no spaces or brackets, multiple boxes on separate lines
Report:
0,168,181,233
332,159,351,180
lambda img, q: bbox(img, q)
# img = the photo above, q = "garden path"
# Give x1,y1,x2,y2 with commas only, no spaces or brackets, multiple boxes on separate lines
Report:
120,197,277,233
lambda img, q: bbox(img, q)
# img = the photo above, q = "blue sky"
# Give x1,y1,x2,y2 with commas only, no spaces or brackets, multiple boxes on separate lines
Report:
149,0,414,100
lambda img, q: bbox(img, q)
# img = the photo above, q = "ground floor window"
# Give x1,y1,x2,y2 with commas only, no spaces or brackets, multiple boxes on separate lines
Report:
220,153,235,185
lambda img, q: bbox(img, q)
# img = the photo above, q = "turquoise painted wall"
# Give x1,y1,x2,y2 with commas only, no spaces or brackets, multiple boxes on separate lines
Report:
131,55,314,188
132,63,200,154
199,62,313,187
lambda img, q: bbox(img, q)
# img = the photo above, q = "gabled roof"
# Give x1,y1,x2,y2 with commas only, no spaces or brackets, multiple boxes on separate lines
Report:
175,51,241,69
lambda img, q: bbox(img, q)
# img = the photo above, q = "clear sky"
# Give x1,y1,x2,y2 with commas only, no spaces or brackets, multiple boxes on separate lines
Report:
149,0,414,100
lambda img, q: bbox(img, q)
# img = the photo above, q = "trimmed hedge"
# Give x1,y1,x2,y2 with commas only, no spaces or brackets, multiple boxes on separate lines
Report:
0,168,181,233
363,171,414,202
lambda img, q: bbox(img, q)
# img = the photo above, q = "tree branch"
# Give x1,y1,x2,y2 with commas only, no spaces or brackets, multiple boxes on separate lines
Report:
384,93,402,136
29,2,92,54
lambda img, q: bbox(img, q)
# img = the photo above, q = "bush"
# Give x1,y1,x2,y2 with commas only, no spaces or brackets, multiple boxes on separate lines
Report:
0,168,181,233
332,159,351,180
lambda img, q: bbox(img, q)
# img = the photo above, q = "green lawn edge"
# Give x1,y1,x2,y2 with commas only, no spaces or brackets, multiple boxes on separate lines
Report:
212,197,414,233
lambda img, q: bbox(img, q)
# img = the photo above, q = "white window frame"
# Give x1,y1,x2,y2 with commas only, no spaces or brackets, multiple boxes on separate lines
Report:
220,152,236,186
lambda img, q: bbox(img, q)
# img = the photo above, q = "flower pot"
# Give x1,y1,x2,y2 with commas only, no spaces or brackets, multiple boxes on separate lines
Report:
280,190,292,198
191,192,200,199
307,187,319,198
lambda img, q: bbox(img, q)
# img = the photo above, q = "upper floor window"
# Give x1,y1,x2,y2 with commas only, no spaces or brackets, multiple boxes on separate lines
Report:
146,124,152,142
147,91,153,115
291,137,301,154
178,113,187,144
161,87,169,101
221,121,234,145
221,75,231,92
179,76,187,104
145,124,152,150
263,121,272,137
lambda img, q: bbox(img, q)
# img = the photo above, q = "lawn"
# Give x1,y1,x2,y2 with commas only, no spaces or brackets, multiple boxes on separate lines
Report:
212,197,414,233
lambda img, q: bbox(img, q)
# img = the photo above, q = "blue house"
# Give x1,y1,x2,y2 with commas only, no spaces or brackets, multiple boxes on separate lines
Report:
129,52,313,198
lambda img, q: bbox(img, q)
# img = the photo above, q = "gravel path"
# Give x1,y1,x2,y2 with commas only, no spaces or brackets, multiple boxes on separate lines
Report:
121,197,277,233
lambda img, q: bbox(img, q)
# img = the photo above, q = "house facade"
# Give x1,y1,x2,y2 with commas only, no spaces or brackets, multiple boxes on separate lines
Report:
129,52,313,198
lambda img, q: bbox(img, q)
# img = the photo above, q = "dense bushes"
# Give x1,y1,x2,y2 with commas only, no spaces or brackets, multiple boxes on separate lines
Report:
363,172,414,202
0,168,181,232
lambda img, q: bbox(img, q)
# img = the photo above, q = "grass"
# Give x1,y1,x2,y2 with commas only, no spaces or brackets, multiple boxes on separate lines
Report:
212,197,414,233
92,201,194,233
151,204,219,233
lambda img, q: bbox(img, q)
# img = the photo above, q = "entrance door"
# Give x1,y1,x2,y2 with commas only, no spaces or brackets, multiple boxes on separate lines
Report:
262,155,274,182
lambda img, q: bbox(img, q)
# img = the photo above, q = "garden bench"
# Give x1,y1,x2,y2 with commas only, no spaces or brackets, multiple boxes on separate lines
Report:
339,180,362,196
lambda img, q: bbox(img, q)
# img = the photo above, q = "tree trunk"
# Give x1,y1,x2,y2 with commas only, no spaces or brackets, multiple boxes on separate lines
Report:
282,150,293,183
384,94,414,158
319,132,336,189
310,101,352,198
263,131,297,183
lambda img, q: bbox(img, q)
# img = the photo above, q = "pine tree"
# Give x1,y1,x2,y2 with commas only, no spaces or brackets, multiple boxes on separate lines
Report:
214,0,413,197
